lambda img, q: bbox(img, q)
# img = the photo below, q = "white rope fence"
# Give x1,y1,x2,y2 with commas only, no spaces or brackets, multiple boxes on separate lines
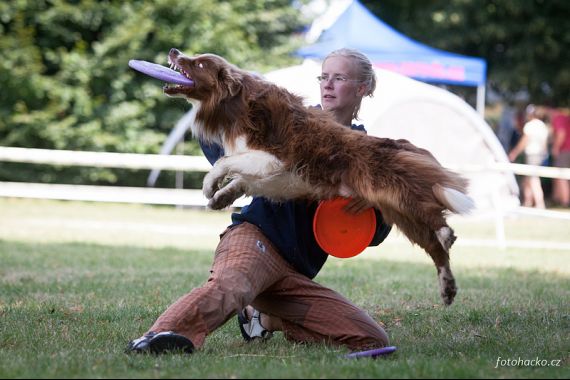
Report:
1,146,569,249
445,162,570,180
0,146,245,207
3,146,570,179
0,146,211,172
1,146,569,212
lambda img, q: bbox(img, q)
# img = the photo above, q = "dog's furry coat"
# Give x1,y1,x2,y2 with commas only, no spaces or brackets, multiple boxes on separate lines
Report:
163,48,474,305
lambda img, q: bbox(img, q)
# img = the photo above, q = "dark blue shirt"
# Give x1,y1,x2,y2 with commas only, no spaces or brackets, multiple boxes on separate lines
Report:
200,124,391,279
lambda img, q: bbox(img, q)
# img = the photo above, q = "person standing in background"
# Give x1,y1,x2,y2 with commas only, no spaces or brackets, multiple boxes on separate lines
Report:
551,108,570,207
508,105,550,209
497,103,517,153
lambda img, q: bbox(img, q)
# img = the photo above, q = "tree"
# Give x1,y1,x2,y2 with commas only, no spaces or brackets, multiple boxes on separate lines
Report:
0,0,307,186
362,0,569,107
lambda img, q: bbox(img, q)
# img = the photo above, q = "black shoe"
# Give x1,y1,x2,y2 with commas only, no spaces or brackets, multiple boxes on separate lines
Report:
126,331,194,354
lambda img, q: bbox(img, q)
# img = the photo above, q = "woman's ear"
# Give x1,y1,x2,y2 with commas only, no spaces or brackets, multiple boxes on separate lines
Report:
356,82,368,97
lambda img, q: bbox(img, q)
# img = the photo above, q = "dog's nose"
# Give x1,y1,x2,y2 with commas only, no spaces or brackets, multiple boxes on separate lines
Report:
170,48,180,56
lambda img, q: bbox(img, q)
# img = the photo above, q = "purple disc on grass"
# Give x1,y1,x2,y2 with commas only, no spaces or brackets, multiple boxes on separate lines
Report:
128,60,194,86
345,346,397,359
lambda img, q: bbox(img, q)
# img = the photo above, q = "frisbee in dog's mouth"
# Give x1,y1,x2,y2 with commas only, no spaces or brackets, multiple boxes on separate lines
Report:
128,59,194,87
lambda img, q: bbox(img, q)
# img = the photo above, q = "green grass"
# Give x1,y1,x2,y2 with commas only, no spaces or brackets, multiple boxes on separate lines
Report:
0,198,568,378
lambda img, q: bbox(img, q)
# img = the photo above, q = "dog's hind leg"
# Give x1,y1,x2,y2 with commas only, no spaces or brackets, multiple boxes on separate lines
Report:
436,261,457,306
425,237,457,306
382,209,458,305
418,234,458,306
436,226,457,251
416,229,458,305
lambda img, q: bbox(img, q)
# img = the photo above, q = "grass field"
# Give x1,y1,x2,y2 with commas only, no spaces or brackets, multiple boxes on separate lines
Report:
0,197,568,378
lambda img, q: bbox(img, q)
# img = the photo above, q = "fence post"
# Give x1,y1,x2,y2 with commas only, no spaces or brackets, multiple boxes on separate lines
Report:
492,189,507,250
176,140,185,209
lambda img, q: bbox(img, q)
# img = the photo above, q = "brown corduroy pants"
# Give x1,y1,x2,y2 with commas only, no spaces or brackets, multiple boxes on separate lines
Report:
148,222,388,350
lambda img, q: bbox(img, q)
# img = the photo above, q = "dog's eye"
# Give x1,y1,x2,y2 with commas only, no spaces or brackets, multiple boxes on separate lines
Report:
198,62,204,68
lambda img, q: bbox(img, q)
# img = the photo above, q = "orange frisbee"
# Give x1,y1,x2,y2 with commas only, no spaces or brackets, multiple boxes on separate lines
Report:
313,198,376,258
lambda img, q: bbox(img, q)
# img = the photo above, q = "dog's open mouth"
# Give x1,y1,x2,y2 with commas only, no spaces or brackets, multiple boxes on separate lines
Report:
164,57,193,90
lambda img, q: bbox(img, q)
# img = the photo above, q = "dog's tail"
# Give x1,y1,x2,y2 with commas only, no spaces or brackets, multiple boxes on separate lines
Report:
433,184,474,215
392,150,474,215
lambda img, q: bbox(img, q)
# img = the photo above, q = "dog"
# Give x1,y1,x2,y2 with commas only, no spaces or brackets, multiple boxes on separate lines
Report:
163,48,474,305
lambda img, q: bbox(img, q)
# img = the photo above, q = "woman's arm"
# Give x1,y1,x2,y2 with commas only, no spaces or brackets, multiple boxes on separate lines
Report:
508,133,529,162
200,140,225,166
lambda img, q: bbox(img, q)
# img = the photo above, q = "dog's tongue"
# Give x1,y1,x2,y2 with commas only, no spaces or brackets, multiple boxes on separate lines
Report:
128,60,194,86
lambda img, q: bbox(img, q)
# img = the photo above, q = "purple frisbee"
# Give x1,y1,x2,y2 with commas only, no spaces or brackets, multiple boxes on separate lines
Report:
128,60,194,86
345,346,397,359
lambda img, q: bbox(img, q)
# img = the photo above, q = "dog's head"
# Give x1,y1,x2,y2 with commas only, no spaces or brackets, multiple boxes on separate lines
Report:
164,49,243,102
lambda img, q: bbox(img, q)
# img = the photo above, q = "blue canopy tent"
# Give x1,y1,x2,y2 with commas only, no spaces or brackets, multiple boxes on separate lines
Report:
297,0,487,114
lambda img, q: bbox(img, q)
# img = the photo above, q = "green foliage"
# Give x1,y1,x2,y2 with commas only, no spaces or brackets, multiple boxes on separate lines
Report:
2,0,569,187
0,0,307,186
363,0,570,106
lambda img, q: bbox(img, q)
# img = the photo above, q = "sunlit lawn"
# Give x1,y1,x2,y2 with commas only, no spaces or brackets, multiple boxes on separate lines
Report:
0,198,568,378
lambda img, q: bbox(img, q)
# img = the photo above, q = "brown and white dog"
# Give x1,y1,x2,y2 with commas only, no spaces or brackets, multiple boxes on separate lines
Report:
164,48,474,305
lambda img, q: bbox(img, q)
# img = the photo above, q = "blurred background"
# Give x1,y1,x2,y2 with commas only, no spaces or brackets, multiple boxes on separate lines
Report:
0,0,568,208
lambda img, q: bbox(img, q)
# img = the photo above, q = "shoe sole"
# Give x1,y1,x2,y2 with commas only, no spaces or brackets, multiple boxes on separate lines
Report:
148,334,194,354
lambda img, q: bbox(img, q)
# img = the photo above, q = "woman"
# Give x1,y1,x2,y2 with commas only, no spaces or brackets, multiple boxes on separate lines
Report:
508,105,549,209
127,49,392,354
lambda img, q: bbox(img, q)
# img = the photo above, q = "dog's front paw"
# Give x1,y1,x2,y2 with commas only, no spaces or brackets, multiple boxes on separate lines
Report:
203,158,232,199
208,195,233,210
203,172,222,200
207,178,246,210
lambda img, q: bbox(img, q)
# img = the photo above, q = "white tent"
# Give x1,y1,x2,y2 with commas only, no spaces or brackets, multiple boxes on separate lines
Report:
264,60,520,211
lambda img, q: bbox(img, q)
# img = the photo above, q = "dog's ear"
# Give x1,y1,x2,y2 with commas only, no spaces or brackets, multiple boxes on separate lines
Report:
219,67,242,97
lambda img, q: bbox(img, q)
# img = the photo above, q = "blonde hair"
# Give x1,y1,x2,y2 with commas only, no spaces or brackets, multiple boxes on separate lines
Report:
324,48,376,120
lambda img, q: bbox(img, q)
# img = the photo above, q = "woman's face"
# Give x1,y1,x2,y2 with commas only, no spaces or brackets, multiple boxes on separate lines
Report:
320,56,366,118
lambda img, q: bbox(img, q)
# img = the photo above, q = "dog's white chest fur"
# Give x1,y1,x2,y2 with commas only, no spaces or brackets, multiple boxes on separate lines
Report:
186,100,204,140
185,100,294,202
202,135,315,208
222,136,284,180
223,135,249,156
